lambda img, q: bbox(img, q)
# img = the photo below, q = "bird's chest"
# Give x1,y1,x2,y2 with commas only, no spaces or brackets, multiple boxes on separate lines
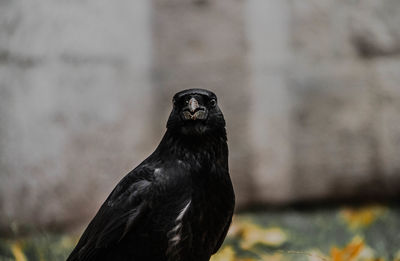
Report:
164,159,233,259
189,173,232,240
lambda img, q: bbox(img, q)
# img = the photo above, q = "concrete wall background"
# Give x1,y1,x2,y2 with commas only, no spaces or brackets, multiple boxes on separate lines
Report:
0,0,154,231
1,0,400,232
247,0,400,204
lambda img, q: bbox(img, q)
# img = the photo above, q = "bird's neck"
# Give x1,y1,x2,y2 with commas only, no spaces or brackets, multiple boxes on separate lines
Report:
157,128,228,169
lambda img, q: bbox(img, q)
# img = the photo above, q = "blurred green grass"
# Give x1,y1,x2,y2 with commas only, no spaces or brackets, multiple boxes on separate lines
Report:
1,204,400,261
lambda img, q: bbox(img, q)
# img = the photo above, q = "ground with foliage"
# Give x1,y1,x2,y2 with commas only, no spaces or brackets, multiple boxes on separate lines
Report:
0,204,399,261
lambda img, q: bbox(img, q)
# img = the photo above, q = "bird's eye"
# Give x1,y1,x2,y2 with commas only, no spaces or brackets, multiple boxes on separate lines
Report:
210,99,217,107
173,99,177,107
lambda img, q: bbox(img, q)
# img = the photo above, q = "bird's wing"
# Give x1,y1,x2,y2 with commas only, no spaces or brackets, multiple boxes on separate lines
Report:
67,166,154,261
212,214,233,254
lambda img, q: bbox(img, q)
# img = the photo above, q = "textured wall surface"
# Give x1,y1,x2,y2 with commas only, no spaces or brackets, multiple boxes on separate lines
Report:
1,0,400,231
0,0,154,231
286,0,400,201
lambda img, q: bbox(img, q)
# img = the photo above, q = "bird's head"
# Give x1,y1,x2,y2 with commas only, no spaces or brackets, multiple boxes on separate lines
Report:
167,89,226,136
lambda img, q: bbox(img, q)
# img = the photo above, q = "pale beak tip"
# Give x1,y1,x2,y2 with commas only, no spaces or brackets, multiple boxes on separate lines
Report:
189,98,199,113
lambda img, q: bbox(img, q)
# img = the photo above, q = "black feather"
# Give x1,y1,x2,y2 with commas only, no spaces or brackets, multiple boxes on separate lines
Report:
67,89,235,261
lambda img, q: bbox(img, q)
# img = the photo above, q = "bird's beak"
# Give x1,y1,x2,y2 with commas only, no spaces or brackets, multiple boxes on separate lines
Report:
188,98,199,113
182,97,208,120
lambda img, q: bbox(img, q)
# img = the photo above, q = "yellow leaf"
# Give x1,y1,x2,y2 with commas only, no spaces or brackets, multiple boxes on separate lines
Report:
394,250,400,261
238,222,287,249
11,241,27,261
211,246,236,261
227,215,241,237
341,205,385,229
60,235,78,249
330,237,364,261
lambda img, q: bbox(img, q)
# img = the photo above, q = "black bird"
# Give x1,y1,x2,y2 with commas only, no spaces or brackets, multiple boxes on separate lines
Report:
67,89,235,261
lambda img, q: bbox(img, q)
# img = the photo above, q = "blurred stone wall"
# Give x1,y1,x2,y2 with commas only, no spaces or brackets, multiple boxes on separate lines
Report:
247,0,400,203
0,0,154,231
1,0,400,232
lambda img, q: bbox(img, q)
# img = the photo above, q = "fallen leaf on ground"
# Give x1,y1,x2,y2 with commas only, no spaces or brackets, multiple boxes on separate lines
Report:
341,205,385,229
331,236,364,261
11,241,27,261
211,246,236,261
237,222,287,249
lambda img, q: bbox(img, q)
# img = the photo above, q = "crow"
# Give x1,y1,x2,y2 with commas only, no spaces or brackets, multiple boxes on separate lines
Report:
67,88,235,261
